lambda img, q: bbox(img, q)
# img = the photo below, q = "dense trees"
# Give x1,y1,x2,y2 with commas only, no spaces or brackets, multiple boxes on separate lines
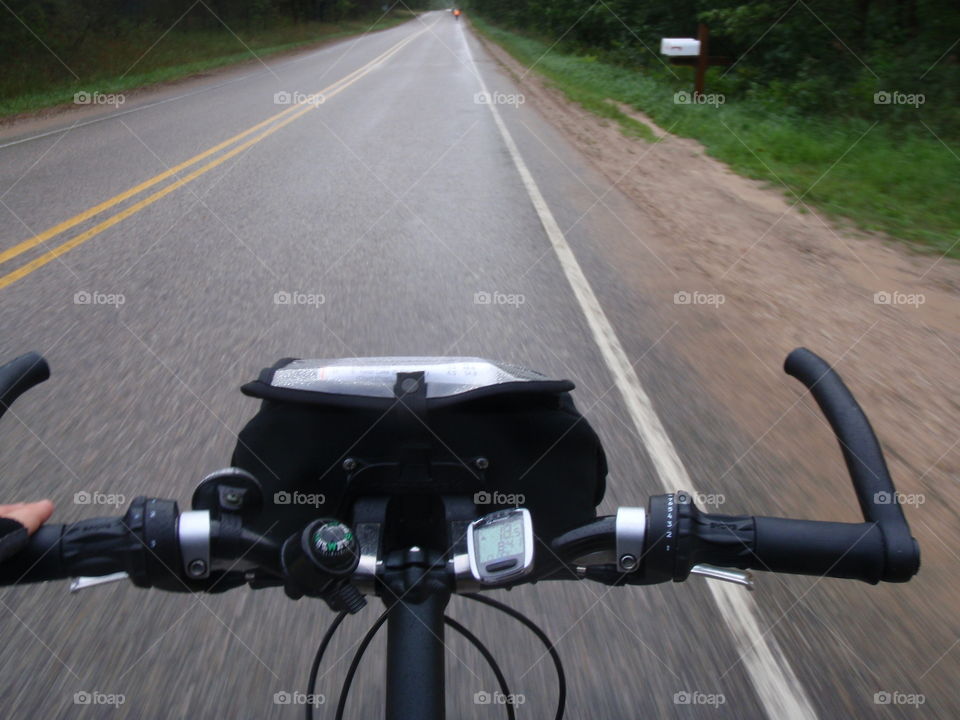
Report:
1,1,425,78
469,0,958,127
1,1,429,106
1,0,955,132
4,0,409,36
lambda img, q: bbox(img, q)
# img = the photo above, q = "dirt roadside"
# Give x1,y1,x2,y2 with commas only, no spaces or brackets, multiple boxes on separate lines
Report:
475,33,958,585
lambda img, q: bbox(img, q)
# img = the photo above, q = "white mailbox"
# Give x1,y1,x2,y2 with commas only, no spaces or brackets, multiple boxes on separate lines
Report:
660,38,701,56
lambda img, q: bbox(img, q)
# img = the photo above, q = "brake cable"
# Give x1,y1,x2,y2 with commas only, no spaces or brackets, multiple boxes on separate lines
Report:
330,609,520,719
306,596,565,720
444,616,516,720
465,593,566,720
335,607,391,720
306,611,348,720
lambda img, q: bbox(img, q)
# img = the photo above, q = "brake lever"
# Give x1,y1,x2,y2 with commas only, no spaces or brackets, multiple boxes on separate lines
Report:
689,564,754,590
70,572,129,592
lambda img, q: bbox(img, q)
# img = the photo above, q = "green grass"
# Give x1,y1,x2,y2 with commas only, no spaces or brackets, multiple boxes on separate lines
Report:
0,12,417,119
472,18,960,258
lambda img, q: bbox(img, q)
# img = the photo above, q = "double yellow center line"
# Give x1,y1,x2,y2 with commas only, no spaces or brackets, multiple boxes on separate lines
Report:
0,21,434,291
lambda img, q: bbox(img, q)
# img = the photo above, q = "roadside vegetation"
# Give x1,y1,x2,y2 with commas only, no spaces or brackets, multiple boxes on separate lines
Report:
468,2,959,258
0,2,424,119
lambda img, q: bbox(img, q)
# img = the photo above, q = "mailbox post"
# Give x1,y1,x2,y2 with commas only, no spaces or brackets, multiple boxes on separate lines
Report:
694,23,709,99
661,24,733,100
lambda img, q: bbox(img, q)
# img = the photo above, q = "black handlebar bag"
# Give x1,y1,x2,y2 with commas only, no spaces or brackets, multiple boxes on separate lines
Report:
230,358,607,543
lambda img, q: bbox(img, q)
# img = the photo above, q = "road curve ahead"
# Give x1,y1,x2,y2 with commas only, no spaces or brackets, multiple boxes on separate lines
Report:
0,11,946,720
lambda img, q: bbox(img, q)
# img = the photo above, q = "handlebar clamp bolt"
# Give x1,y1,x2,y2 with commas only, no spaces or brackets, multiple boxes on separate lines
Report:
187,559,207,578
475,457,489,470
619,554,638,571
342,458,357,472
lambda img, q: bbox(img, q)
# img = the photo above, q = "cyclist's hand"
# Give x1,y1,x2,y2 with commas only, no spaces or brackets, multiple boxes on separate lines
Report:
0,500,54,562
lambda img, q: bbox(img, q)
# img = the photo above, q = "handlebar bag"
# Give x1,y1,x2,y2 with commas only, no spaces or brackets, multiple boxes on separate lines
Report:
230,358,607,542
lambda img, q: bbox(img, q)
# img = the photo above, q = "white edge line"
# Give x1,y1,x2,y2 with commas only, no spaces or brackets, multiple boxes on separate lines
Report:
459,21,818,720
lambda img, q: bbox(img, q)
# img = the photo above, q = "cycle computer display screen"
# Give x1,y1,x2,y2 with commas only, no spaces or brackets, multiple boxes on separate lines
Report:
466,508,534,584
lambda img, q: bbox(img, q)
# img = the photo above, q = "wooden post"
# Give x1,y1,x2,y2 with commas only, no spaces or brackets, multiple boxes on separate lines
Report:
665,24,732,88
694,23,709,99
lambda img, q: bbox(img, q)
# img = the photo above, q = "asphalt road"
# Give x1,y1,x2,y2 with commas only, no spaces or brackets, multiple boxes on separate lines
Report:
0,11,950,719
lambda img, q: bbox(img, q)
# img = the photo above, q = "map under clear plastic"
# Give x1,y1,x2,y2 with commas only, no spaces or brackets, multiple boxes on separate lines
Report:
270,357,547,399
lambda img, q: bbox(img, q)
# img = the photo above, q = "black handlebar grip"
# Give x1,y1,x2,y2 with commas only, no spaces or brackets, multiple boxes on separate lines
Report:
0,353,50,422
0,498,184,587
655,493,916,585
0,516,143,586
0,524,68,584
750,517,886,583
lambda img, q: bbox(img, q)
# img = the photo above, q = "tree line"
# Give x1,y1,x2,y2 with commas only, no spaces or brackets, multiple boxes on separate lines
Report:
467,0,958,127
1,0,427,82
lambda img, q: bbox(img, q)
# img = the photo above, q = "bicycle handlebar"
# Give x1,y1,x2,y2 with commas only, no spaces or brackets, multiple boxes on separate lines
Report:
783,348,918,580
0,497,182,588
0,353,49,422
0,489,921,592
0,347,920,594
544,350,921,587
0,518,136,584
634,494,894,585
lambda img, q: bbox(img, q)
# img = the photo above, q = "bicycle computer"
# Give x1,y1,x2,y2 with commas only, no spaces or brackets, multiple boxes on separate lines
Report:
466,508,534,584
